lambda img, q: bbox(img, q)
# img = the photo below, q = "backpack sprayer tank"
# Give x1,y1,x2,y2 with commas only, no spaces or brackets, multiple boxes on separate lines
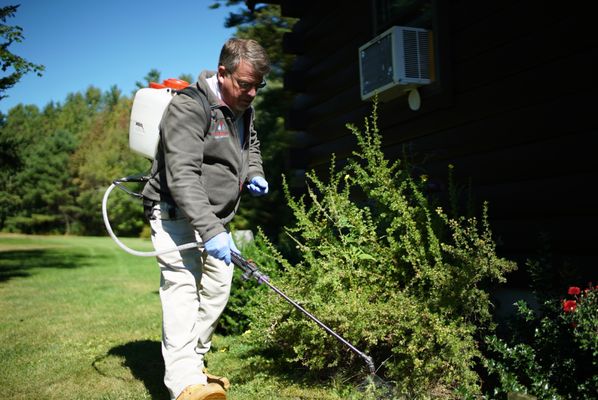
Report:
129,78,190,160
102,78,203,257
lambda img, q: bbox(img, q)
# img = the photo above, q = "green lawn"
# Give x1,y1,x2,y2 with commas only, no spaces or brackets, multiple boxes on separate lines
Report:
0,234,363,400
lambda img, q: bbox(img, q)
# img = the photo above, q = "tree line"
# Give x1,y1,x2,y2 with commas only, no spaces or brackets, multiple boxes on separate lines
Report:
1,85,148,235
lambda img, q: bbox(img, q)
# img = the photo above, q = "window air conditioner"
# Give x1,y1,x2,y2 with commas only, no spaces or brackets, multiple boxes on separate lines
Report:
359,26,434,102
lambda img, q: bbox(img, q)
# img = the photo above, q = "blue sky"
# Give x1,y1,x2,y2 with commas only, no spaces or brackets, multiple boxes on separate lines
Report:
0,0,242,114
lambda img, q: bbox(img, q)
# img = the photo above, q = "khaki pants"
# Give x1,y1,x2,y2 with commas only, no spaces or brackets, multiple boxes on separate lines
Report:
148,203,234,400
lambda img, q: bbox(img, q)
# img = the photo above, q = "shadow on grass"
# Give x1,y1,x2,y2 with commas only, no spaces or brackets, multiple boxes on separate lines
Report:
94,340,168,400
222,342,397,399
0,248,93,283
220,340,340,388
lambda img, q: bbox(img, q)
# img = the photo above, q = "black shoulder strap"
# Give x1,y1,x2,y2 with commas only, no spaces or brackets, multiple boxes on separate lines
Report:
176,84,212,132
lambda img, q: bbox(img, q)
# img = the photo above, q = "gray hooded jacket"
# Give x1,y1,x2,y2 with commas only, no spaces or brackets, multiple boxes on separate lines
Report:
142,70,264,242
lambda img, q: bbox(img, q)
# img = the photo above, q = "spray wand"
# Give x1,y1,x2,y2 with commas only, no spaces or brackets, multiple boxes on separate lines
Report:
230,251,377,375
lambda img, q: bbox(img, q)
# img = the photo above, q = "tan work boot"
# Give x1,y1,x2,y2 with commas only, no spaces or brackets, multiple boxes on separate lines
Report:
202,368,231,391
176,383,226,400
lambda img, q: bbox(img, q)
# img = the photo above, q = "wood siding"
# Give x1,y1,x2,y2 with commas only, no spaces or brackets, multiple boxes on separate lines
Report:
278,0,597,279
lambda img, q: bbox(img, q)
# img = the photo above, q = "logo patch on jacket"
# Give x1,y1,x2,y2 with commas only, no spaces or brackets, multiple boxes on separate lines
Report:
212,120,230,140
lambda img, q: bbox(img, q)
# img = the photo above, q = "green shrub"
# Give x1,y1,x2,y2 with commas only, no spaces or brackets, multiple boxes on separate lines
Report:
243,100,517,398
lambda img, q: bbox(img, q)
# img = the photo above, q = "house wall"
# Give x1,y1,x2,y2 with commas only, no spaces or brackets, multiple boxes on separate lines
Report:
279,0,597,282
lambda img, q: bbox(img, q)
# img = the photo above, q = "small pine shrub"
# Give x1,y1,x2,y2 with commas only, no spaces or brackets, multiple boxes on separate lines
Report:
243,100,517,398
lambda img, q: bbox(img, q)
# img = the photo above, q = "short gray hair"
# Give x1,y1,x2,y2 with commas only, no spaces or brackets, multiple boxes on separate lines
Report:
219,38,271,76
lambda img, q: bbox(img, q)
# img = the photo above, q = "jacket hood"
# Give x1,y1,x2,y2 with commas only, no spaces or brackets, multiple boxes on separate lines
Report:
198,70,221,107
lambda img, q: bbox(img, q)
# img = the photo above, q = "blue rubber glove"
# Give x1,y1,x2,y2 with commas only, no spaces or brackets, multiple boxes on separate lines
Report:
229,232,239,256
204,232,231,265
247,176,268,197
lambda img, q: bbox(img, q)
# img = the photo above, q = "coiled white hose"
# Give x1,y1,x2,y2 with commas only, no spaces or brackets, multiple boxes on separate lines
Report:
101,182,198,257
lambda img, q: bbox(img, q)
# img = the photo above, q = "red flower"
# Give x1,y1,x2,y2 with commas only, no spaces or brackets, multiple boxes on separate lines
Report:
563,300,577,313
568,286,581,295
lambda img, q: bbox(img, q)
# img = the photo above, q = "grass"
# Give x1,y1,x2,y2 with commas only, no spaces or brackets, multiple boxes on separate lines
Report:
0,234,370,400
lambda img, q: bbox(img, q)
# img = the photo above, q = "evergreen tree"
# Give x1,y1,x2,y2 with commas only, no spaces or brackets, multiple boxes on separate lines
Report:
0,5,45,100
7,129,77,233
135,69,161,90
0,104,41,229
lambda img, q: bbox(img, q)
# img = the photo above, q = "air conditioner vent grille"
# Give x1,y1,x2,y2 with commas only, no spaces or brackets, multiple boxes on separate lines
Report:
403,30,431,80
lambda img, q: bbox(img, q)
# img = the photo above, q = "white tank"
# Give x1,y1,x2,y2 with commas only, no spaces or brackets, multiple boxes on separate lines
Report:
128,87,175,160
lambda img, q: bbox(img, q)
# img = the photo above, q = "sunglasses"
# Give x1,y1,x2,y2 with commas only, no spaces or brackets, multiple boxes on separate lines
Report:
229,73,267,91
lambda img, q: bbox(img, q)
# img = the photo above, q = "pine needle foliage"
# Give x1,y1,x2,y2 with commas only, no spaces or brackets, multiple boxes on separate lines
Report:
245,100,517,398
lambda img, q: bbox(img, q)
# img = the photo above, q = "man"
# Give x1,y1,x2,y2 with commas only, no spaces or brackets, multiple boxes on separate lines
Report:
142,38,270,400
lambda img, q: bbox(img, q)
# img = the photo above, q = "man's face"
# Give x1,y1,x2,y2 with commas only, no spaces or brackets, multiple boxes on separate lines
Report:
218,59,264,114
